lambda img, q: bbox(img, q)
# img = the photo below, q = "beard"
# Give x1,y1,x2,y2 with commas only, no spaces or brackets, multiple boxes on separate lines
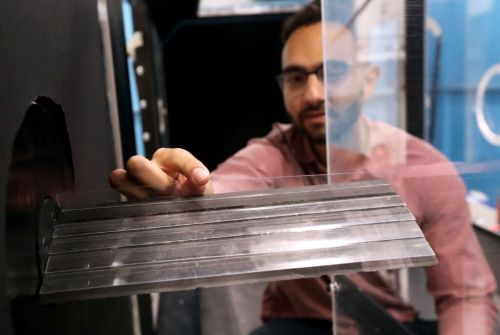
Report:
301,123,326,144
292,101,327,144
290,96,363,145
327,97,363,143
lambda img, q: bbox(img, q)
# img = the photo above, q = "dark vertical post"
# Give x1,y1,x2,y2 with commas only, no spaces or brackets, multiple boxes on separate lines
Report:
133,0,159,156
107,0,137,160
405,0,425,138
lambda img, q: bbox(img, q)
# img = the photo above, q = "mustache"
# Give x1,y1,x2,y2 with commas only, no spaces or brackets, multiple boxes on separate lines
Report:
298,102,325,119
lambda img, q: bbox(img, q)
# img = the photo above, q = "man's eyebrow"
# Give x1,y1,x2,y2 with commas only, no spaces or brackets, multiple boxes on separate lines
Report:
282,63,323,73
282,65,307,73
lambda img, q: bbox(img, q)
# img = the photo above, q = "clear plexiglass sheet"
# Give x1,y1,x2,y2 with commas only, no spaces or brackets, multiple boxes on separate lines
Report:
322,0,405,157
321,0,499,334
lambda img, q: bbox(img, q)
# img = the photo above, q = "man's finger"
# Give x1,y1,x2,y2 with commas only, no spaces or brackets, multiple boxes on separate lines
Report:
152,148,211,186
109,168,156,199
124,155,177,194
177,178,214,197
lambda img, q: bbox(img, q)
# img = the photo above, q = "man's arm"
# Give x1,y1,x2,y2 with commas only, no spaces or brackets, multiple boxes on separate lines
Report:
109,148,213,198
404,165,497,335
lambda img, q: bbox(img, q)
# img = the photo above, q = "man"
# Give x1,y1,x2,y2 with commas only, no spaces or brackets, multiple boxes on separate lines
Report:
110,1,497,334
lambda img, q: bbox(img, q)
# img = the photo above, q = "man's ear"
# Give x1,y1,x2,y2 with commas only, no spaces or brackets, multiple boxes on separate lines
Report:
362,65,381,99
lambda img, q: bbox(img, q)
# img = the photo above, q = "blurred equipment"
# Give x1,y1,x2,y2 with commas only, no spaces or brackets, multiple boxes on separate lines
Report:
476,64,500,146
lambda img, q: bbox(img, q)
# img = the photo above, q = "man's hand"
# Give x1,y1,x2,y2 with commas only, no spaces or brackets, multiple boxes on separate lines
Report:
109,148,213,199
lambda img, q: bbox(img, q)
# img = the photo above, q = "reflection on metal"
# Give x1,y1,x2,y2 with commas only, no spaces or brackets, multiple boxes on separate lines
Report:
476,63,500,146
39,180,436,302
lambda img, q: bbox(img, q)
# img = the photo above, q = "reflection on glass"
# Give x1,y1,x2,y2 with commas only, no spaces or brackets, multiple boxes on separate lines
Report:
323,0,405,157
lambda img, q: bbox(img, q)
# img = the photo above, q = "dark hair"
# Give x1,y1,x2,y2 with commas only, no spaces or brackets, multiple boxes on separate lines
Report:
281,0,321,43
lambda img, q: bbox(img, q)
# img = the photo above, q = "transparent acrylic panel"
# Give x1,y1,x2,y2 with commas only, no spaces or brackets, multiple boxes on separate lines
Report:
323,0,405,158
423,2,500,333
322,0,499,334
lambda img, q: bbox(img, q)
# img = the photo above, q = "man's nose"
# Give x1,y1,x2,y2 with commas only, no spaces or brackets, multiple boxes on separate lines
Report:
303,74,324,103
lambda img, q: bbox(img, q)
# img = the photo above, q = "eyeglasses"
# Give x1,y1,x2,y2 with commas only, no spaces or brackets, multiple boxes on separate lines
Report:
276,60,363,95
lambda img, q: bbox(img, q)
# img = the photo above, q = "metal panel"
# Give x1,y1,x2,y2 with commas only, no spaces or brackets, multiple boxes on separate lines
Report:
40,181,436,302
58,179,395,221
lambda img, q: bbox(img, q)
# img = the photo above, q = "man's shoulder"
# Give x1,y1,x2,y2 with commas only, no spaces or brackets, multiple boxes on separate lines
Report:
249,123,294,148
222,123,295,163
368,119,449,166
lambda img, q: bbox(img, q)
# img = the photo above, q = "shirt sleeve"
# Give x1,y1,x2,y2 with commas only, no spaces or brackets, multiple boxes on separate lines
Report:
401,161,497,335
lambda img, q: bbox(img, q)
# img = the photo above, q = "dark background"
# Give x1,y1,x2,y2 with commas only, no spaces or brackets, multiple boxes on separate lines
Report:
162,14,289,170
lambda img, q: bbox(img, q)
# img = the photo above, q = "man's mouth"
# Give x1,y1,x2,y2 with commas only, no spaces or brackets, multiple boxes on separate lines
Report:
300,109,325,121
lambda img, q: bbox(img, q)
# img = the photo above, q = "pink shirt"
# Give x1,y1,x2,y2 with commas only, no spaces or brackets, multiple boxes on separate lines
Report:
211,120,497,335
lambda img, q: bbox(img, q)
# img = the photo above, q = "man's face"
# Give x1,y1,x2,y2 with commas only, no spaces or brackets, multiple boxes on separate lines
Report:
281,22,367,144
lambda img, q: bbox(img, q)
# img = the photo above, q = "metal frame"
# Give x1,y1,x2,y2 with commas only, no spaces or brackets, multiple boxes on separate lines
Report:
405,0,425,138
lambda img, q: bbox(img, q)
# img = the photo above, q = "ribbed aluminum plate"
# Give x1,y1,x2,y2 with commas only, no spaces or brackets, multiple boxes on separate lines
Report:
40,180,436,302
